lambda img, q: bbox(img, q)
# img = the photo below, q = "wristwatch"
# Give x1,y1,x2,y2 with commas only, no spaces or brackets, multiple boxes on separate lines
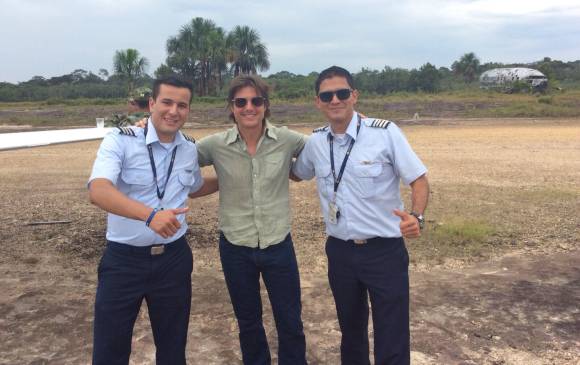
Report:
409,212,425,230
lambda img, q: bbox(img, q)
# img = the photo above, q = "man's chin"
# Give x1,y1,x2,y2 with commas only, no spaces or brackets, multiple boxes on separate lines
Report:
328,114,348,124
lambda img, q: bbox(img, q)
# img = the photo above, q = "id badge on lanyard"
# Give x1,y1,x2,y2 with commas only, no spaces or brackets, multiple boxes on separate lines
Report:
327,115,361,225
328,193,340,225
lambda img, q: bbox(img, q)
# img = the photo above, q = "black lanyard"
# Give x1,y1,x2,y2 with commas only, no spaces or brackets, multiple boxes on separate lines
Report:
329,114,361,194
145,124,178,201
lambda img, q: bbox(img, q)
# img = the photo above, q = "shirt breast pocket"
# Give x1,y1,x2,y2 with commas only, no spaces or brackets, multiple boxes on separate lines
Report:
177,171,195,190
263,152,285,180
121,168,153,194
352,163,383,198
314,163,334,199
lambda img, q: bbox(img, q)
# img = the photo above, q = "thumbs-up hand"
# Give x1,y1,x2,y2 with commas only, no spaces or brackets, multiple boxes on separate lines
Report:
393,209,421,238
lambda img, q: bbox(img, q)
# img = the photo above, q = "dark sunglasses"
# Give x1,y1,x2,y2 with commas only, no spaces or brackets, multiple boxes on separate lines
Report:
232,97,266,108
318,88,352,103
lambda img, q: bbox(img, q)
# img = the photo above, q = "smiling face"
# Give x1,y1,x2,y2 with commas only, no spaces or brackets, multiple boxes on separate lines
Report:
316,76,359,131
230,86,266,132
149,84,191,142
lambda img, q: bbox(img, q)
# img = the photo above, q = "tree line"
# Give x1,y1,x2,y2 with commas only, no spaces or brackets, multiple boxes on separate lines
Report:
1,17,580,102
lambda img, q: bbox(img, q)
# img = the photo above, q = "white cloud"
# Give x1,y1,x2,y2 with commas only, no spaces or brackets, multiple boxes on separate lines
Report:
0,0,579,82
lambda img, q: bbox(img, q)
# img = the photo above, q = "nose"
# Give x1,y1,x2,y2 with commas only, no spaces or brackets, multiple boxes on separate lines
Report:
168,103,178,115
243,101,255,110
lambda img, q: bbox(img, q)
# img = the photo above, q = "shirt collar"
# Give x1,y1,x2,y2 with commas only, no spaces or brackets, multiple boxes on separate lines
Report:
225,124,240,145
328,112,359,141
264,120,278,141
145,117,185,147
225,120,277,145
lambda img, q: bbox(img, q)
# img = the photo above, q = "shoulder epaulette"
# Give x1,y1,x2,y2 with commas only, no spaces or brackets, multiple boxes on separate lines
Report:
312,126,329,133
183,134,196,144
116,126,137,136
368,119,391,129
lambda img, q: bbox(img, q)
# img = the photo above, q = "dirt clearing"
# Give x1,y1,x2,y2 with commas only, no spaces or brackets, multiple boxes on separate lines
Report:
0,118,578,364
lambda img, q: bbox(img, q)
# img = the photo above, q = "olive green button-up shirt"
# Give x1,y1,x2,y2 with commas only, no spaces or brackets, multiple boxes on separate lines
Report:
197,122,306,248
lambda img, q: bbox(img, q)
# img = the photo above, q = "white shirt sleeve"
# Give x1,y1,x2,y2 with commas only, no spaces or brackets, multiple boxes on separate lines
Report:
291,136,316,180
88,132,124,187
387,123,427,185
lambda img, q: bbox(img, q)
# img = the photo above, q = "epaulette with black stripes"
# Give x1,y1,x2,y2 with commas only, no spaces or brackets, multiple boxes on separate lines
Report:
368,119,391,129
116,126,137,136
312,126,329,133
183,134,196,144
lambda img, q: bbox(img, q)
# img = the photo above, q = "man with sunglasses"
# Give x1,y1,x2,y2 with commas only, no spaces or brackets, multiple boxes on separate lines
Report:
193,75,308,365
292,66,430,365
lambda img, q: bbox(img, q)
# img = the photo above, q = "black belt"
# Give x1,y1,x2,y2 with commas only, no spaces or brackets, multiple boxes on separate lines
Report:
329,236,402,245
106,235,187,256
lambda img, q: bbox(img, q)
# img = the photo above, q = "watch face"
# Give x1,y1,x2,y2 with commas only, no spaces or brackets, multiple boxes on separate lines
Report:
411,212,425,229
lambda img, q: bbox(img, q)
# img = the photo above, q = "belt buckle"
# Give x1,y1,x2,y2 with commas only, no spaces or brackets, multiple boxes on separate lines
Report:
150,245,165,255
353,239,367,245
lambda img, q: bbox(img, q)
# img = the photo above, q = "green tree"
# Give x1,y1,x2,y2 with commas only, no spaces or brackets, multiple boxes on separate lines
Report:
154,64,176,79
165,17,227,96
452,52,481,83
227,25,270,76
113,48,149,93
379,67,411,93
409,63,441,92
98,68,109,81
354,68,381,93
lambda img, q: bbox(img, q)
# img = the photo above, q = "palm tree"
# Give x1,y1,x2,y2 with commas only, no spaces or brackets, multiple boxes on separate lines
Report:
165,17,227,96
113,49,148,93
451,52,481,83
207,27,228,94
227,26,270,76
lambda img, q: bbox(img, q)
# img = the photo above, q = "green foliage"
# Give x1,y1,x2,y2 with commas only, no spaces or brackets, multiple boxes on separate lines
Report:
165,18,227,96
3,31,580,102
537,96,553,104
154,64,177,79
267,72,316,99
433,219,495,243
113,48,149,93
510,80,532,93
451,52,481,83
415,63,441,92
161,18,269,97
227,25,270,76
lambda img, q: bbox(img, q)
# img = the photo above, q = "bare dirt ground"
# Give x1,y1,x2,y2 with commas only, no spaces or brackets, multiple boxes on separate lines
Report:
0,119,578,364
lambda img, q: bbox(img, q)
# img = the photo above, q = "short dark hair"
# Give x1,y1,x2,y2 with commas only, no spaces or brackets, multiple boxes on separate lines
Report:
152,76,194,102
314,66,356,94
227,75,271,123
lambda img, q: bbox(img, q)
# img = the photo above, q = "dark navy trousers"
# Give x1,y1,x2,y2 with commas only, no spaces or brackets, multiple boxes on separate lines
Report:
92,236,193,365
219,233,307,365
326,236,410,365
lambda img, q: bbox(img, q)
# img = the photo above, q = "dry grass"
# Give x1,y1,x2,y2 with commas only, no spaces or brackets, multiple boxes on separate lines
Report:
1,119,578,271
1,118,578,364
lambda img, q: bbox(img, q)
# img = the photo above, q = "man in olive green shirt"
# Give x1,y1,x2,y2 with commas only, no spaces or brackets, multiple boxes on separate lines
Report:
194,75,308,365
196,119,303,247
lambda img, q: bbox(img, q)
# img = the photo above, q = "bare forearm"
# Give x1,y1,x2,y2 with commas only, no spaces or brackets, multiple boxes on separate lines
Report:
189,175,218,199
89,178,152,221
410,174,429,214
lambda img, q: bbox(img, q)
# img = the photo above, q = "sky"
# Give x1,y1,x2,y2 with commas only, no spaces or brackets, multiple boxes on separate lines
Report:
1,0,579,83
